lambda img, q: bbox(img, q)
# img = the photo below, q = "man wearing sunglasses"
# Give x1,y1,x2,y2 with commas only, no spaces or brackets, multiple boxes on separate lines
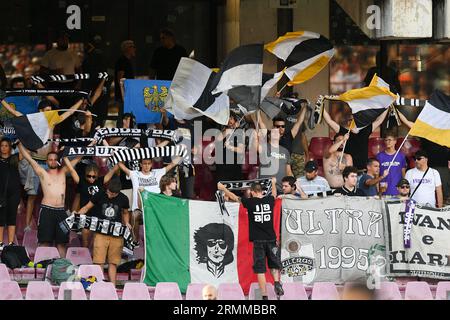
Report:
396,178,411,200
405,150,443,208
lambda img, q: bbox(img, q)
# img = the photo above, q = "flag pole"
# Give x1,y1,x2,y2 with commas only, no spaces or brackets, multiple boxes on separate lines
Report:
338,126,351,165
56,109,98,117
386,130,411,172
277,83,288,96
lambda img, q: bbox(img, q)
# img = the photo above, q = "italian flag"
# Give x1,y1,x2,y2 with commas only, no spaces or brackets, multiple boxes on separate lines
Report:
141,192,281,294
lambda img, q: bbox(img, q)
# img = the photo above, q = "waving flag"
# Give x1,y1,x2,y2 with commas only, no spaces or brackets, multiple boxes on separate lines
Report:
211,44,263,95
265,31,335,86
409,90,450,147
337,74,397,129
141,192,281,294
12,111,61,150
164,58,230,125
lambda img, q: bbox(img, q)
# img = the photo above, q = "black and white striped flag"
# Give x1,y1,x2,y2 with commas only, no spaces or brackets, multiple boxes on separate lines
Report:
108,144,188,166
31,72,109,84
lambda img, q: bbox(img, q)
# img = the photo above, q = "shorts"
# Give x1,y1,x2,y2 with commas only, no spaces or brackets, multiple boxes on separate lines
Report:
291,153,306,178
252,240,282,274
19,159,47,195
37,205,69,245
122,188,133,211
93,233,124,265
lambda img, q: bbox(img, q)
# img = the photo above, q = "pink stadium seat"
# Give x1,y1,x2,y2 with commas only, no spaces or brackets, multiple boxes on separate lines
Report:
0,263,11,282
311,282,340,300
368,137,385,158
280,282,308,300
186,283,206,300
68,232,82,248
218,283,245,300
309,137,333,159
133,244,145,260
66,247,93,266
89,281,118,300
122,283,151,300
435,282,450,300
77,264,105,281
397,138,421,158
57,282,88,300
22,229,38,259
34,246,60,263
404,281,433,300
153,282,182,300
130,268,143,281
25,281,55,300
248,282,277,300
375,282,402,300
0,281,23,300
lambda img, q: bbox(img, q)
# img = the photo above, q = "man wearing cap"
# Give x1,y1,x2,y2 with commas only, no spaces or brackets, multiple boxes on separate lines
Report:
405,150,443,208
296,160,331,197
395,178,411,201
114,40,136,103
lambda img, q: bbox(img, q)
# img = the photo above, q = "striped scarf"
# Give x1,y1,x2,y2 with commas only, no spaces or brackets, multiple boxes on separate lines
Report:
31,72,109,84
93,128,178,144
5,89,89,97
62,146,127,158
108,144,189,166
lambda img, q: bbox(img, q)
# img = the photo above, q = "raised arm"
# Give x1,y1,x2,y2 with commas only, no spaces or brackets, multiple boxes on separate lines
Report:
271,177,277,198
58,99,84,123
1,100,23,117
104,164,120,184
63,157,80,184
17,143,46,177
118,161,131,177
363,170,389,187
89,79,106,106
291,104,307,138
372,109,390,131
217,182,241,203
322,108,340,133
397,109,414,129
301,132,310,161
325,133,349,159
164,156,183,173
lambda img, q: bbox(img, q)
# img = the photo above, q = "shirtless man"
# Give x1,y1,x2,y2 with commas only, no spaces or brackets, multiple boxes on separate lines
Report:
323,132,353,189
1,97,83,230
18,143,80,257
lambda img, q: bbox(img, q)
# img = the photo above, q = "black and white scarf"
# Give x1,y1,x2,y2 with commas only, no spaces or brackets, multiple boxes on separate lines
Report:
5,89,90,97
93,128,179,144
216,178,273,216
395,96,426,107
62,146,127,158
48,137,95,147
108,144,189,166
31,72,109,84
60,214,135,255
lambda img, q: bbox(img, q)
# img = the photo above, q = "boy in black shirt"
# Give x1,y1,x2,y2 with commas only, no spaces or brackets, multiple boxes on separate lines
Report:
218,177,284,300
333,166,366,196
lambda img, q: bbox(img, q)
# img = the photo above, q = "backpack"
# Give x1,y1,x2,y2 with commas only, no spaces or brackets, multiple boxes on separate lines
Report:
117,259,144,273
49,259,75,285
0,246,31,269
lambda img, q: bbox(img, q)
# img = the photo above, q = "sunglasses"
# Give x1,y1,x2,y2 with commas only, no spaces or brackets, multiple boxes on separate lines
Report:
274,125,285,129
399,185,410,189
207,239,227,249
86,175,97,179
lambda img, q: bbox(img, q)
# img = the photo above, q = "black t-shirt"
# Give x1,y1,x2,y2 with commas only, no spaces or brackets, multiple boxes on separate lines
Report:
215,131,244,182
150,45,188,80
91,191,129,223
279,131,294,154
77,176,105,217
333,186,365,196
114,55,135,101
0,154,20,191
338,125,373,170
241,196,276,242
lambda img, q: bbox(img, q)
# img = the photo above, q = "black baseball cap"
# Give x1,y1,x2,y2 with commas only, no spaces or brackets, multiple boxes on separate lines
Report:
396,178,410,188
305,160,318,173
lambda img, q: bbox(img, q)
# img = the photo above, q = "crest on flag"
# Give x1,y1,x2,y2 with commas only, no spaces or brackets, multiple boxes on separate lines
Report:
144,85,169,112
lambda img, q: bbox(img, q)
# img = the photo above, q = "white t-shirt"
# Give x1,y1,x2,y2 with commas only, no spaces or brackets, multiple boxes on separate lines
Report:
130,169,166,210
405,167,442,207
296,176,331,197
40,48,80,75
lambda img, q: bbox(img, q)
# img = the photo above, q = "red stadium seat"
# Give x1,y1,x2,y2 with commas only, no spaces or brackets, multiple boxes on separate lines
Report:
397,138,421,158
309,137,333,159
368,137,385,158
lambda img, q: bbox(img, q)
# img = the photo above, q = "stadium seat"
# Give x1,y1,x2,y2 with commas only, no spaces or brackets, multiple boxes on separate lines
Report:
0,263,11,282
25,281,55,300
0,281,23,300
311,282,340,300
309,137,333,159
57,282,88,300
34,246,60,263
22,229,38,259
130,268,143,281
153,282,182,300
280,282,308,300
248,282,277,300
122,283,151,300
404,281,433,300
133,244,145,260
186,283,206,300
68,232,82,248
368,137,385,158
218,283,245,300
397,138,421,158
89,282,118,300
77,264,105,281
66,247,93,266
435,282,450,300
375,282,402,300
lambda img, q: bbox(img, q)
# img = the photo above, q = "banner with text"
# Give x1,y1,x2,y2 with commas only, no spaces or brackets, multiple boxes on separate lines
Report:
384,201,450,279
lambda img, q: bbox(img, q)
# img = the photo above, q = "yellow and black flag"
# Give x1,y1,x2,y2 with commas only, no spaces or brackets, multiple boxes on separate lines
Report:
265,31,335,86
410,90,450,147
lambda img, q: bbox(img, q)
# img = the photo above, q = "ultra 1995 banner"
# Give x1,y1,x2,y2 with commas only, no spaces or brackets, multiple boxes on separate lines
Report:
281,197,385,284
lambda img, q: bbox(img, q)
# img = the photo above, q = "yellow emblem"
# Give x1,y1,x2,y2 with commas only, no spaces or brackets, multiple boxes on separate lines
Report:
143,85,168,112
